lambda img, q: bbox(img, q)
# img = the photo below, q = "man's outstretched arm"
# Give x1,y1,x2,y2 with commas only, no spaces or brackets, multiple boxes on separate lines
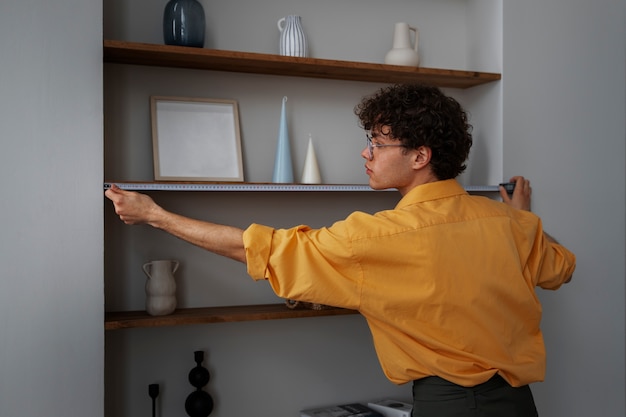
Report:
105,184,247,263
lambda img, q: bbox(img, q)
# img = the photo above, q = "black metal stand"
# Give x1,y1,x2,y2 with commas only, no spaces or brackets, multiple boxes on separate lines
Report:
148,383,159,417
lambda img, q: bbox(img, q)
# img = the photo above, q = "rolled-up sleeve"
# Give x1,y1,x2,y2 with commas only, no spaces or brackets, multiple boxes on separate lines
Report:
535,239,576,290
242,220,363,309
243,223,275,281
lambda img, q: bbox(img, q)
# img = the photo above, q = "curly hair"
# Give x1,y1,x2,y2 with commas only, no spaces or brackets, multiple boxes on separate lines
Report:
354,84,473,180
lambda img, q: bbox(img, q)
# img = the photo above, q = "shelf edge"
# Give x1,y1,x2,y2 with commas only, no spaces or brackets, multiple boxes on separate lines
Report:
105,304,359,330
103,40,501,88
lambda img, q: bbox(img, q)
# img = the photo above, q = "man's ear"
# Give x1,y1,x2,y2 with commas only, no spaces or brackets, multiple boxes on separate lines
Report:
412,146,432,169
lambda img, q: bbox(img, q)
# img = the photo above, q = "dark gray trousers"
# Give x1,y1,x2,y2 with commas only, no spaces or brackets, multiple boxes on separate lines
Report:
411,375,539,417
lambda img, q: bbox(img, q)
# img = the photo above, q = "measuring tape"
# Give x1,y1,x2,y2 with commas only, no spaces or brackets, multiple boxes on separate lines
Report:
104,182,505,193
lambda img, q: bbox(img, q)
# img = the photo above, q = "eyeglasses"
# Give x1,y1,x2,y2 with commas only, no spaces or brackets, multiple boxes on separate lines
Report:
366,134,405,161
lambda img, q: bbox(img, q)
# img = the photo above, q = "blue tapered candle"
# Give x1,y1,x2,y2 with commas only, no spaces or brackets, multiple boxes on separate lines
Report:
272,96,294,183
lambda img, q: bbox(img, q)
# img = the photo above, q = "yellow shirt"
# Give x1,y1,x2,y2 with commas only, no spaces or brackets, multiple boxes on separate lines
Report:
243,179,576,387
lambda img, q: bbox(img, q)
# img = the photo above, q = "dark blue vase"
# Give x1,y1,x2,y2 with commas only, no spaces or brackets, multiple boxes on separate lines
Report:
163,0,206,48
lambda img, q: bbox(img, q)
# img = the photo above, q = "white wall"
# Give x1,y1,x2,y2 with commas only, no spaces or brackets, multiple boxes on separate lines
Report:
503,1,626,416
0,0,103,416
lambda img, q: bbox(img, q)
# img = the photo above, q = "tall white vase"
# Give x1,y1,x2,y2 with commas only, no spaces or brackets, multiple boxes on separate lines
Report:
384,22,420,67
301,134,321,184
277,15,308,57
272,96,294,183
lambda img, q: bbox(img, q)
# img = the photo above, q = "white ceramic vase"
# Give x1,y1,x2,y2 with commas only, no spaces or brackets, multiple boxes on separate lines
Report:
143,259,179,316
278,15,308,57
384,22,419,67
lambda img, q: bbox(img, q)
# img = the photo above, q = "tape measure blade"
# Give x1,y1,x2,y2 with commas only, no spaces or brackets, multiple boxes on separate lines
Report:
104,182,501,192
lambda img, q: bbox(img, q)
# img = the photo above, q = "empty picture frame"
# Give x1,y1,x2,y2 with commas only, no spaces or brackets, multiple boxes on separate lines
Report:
150,96,244,181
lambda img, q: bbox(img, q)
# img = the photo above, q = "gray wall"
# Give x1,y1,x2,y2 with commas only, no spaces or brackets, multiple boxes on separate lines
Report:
503,1,626,415
0,0,104,416
0,0,623,416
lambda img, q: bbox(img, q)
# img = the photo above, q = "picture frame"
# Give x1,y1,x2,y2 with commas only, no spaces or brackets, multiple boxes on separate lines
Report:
150,96,244,181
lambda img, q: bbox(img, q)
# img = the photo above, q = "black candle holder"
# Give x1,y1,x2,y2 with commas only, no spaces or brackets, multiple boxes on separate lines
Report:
184,350,214,417
148,383,159,417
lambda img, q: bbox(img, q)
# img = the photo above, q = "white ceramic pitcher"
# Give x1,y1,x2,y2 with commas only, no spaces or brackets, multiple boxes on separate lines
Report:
277,15,308,57
142,259,179,316
384,22,419,67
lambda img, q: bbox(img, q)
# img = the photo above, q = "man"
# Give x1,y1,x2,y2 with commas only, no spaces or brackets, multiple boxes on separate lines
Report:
106,84,575,417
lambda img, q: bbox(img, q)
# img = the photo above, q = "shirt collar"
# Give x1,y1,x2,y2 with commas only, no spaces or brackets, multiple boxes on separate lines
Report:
395,179,467,209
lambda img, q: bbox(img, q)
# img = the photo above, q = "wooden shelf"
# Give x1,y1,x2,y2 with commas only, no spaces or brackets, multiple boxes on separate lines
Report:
105,303,359,330
103,40,501,88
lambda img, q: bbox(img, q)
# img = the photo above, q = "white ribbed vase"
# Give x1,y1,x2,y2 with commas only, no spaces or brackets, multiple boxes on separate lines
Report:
277,15,308,57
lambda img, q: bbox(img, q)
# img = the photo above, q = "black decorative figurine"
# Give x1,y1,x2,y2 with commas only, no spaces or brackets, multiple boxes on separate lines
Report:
185,351,214,417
